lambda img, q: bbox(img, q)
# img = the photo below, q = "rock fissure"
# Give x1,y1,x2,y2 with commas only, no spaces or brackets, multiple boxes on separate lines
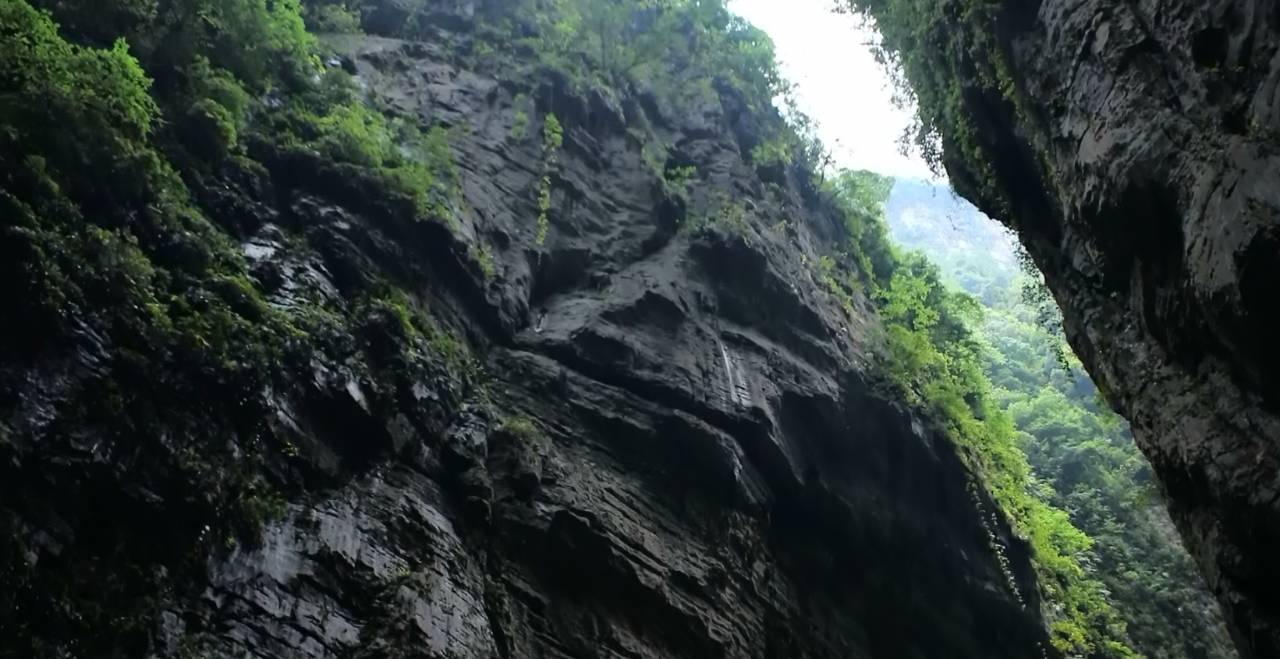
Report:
847,0,1280,654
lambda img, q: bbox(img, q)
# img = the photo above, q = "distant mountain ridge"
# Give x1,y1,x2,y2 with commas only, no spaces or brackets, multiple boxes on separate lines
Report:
885,178,1018,304
887,178,1015,262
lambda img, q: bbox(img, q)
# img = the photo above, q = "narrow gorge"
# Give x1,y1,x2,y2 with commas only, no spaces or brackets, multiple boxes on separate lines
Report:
0,0,1269,658
842,0,1280,656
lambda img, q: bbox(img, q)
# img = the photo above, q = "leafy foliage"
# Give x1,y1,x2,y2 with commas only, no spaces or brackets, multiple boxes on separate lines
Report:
663,164,697,198
510,94,531,140
829,170,897,286
0,0,490,651
304,1,361,33
179,56,253,160
499,416,544,443
265,69,464,221
503,0,786,105
826,172,1142,657
469,243,497,280
0,0,310,647
837,0,1032,203
463,0,830,183
882,179,1237,659
535,112,563,245
687,193,750,239
1,0,158,198
33,0,320,89
190,0,315,87
750,136,792,168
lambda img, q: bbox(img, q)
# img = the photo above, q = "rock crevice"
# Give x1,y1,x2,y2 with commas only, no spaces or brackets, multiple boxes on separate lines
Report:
907,0,1280,656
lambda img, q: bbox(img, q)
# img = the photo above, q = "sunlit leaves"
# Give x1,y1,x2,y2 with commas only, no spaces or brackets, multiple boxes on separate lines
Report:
832,171,1139,658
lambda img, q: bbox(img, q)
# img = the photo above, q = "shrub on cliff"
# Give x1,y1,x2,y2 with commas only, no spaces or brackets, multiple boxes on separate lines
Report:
831,170,1140,658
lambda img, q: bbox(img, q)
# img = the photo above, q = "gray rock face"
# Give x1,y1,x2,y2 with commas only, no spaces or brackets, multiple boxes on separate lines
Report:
0,8,1054,659
174,33,1048,658
923,1,1280,657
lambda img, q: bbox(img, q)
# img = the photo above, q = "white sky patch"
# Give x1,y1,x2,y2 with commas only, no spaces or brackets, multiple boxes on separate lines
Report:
729,0,939,181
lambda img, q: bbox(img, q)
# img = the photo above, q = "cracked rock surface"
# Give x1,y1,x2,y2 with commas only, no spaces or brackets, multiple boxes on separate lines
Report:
920,1,1280,657
1,4,1054,658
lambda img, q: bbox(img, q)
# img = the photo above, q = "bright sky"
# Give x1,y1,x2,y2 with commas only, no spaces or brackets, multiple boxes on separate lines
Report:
729,0,938,180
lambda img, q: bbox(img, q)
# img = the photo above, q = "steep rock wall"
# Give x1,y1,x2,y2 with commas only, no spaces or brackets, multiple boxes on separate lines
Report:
0,6,1054,658
885,1,1280,656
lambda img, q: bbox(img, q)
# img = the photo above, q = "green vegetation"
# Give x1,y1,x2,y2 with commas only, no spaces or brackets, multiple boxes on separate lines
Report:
305,1,361,33
0,0,295,459
0,0,494,650
838,0,1037,205
816,253,859,317
663,164,697,199
498,0,785,111
687,194,750,239
499,416,544,442
267,70,463,222
750,135,792,168
881,179,1237,659
461,0,828,186
510,94,531,140
511,110,530,140
460,8,1201,650
354,286,479,380
0,0,1219,655
822,171,1140,657
535,112,563,245
469,243,497,280
0,0,318,646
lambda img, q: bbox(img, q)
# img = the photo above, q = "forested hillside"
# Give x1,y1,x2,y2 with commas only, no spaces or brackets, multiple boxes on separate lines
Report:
883,178,1236,659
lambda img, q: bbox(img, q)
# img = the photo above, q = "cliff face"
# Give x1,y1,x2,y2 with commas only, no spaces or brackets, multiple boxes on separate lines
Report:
885,1,1280,657
0,4,1054,657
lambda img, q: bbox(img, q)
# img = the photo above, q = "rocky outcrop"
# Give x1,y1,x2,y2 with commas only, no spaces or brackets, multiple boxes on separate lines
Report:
0,6,1055,658
902,1,1280,657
